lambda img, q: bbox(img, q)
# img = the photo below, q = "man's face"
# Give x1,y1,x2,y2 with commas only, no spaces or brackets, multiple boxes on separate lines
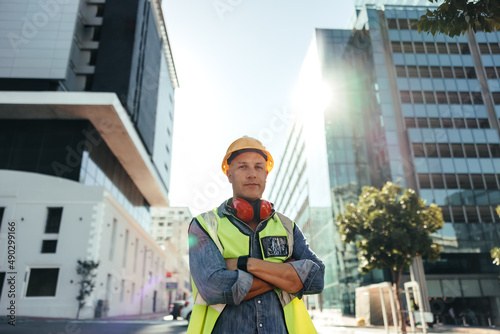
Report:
227,151,268,201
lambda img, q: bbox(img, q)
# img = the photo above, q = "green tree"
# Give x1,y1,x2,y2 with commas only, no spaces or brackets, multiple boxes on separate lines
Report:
337,182,444,333
491,206,500,265
76,260,99,319
416,0,500,37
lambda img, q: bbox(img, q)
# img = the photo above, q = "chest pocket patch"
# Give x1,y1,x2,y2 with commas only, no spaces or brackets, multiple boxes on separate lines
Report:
261,236,288,258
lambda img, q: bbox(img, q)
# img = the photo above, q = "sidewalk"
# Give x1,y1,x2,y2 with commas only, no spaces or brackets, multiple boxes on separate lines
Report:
309,310,500,333
15,311,170,323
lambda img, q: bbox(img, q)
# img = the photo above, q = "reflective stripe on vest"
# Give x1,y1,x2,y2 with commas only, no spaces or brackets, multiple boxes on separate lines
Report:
187,209,317,334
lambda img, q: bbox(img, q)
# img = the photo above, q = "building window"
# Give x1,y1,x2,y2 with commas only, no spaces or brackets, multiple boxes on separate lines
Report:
457,174,471,189
391,41,402,53
451,207,466,222
405,118,416,128
419,66,431,78
431,174,445,188
417,118,428,128
400,91,411,103
396,66,406,77
448,43,459,54
466,67,476,78
425,42,437,53
453,67,465,78
438,144,452,157
445,174,458,188
485,67,497,79
109,219,117,261
26,268,59,297
490,144,500,157
402,41,413,53
447,92,460,104
424,91,436,104
414,42,425,53
460,43,470,54
418,174,431,188
437,43,448,54
412,91,423,103
464,144,477,158
45,208,63,234
387,18,398,29
460,92,472,104
398,19,409,29
430,66,441,78
0,207,4,231
41,240,57,253
479,43,490,54
440,206,452,222
471,174,485,189
425,143,438,157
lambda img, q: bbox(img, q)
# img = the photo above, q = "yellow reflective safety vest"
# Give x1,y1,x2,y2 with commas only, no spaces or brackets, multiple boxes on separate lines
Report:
187,208,317,334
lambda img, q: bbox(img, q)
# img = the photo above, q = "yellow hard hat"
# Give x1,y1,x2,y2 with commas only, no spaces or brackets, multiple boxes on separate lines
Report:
221,136,274,175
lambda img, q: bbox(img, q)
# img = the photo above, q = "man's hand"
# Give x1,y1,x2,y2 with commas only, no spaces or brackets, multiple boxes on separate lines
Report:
248,258,303,293
225,257,303,296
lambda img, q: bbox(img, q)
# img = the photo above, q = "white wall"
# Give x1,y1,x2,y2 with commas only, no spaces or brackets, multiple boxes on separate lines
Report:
0,170,170,319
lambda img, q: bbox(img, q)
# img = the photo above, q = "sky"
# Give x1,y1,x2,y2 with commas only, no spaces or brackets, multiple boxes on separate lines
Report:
162,1,356,215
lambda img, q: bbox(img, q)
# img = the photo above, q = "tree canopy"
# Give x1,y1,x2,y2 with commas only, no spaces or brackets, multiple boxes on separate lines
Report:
76,259,99,319
416,0,500,37
337,182,444,274
491,206,500,265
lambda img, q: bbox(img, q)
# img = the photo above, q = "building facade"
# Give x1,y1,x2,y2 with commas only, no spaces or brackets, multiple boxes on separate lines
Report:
151,207,192,302
312,1,500,326
0,0,179,319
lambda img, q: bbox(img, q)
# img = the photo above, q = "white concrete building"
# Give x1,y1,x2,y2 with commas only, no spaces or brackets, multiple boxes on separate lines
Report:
151,207,192,301
0,170,170,319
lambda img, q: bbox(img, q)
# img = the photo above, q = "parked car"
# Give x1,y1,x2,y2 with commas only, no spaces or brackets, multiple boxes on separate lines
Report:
180,296,194,322
170,300,184,320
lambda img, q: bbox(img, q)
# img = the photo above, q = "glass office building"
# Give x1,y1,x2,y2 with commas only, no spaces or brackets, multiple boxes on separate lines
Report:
277,0,500,324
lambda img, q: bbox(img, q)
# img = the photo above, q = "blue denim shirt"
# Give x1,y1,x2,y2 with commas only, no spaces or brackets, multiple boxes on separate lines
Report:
189,201,325,334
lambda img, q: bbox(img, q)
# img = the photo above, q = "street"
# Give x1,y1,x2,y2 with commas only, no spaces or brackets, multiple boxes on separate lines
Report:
0,316,487,334
0,318,188,334
0,320,400,334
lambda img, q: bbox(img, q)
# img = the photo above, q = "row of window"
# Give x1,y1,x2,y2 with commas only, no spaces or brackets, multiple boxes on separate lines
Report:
413,143,500,159
405,117,490,129
391,41,500,55
396,65,477,79
400,90,500,105
392,41,471,54
439,206,499,223
387,18,420,31
418,173,500,190
398,65,500,80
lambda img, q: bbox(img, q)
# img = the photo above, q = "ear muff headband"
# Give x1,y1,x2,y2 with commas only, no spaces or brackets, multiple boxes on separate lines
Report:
231,198,273,223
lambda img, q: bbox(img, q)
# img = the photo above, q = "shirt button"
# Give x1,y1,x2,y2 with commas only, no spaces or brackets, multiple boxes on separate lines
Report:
257,300,261,304
259,324,263,327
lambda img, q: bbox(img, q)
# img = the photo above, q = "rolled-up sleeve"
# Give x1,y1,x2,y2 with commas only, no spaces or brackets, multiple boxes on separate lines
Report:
189,219,253,305
288,224,325,298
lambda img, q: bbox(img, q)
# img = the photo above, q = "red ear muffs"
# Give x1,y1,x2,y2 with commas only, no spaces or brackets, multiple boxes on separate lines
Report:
231,198,273,223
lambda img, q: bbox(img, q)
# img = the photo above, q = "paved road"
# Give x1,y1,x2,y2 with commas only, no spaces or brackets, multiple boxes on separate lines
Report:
1,318,489,334
0,318,189,334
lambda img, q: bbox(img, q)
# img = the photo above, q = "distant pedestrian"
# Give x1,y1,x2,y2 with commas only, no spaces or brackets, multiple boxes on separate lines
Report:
448,306,457,325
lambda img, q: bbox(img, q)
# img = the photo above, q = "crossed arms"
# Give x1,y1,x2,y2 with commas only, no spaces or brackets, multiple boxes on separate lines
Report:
224,257,303,301
189,219,324,305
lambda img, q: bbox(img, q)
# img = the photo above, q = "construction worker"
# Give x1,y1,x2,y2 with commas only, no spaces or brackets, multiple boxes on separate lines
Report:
188,136,325,334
